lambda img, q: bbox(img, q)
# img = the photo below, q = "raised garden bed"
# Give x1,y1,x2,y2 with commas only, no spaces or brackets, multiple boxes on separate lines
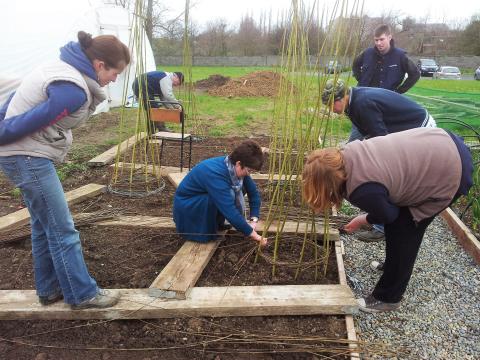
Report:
0,136,358,360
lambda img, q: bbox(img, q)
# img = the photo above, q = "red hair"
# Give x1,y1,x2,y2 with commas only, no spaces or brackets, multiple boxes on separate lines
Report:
302,148,347,212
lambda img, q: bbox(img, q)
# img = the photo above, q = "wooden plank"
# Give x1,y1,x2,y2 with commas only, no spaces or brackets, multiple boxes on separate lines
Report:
441,207,480,264
167,171,188,188
96,215,174,228
149,240,220,299
0,285,357,320
88,133,147,166
94,215,338,240
0,184,106,232
251,173,298,181
335,241,360,359
152,131,191,140
345,315,360,359
64,183,106,203
262,220,339,240
260,147,302,156
335,241,347,287
112,162,184,177
115,163,296,183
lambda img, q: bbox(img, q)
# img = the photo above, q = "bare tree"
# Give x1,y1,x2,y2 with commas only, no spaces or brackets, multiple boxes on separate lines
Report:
112,0,133,8
145,0,153,42
233,14,263,56
196,19,231,56
457,16,480,55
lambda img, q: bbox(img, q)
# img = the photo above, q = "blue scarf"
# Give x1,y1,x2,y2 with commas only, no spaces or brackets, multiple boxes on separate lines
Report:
59,41,97,81
224,156,246,216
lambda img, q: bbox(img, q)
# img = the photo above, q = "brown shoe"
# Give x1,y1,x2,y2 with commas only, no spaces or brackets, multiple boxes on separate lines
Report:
156,127,172,133
155,122,172,133
356,229,385,243
357,295,400,313
370,260,385,272
71,289,120,310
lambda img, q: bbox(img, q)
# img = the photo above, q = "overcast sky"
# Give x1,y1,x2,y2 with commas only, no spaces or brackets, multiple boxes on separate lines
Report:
163,0,479,28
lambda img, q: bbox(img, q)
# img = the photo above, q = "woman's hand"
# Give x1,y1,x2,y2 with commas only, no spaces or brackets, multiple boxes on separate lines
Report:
249,230,268,247
248,219,258,231
343,213,369,233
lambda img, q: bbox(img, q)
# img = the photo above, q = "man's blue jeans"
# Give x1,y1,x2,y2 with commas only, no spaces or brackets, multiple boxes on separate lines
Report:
348,125,385,235
348,124,364,142
0,155,98,304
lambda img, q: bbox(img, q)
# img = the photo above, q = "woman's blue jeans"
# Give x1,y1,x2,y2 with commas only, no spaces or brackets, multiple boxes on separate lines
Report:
0,155,97,304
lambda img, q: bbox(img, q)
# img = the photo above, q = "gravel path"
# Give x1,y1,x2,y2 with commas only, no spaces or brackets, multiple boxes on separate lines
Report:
342,216,480,359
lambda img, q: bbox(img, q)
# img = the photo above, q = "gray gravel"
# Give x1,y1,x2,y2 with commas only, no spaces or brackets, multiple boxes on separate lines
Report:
342,216,480,359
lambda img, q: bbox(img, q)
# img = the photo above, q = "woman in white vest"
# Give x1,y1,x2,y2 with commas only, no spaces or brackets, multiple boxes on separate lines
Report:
0,31,130,309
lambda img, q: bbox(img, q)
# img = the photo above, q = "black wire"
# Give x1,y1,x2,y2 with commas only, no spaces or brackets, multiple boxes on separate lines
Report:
435,117,480,222
435,117,480,142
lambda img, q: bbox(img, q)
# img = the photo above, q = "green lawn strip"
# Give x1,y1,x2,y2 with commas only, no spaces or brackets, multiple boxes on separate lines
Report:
406,79,480,134
194,94,273,136
147,66,479,136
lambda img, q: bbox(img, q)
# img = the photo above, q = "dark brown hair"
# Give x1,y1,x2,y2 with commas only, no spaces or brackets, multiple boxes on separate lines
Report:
78,31,130,69
229,140,264,171
302,148,347,213
374,24,391,38
174,72,184,84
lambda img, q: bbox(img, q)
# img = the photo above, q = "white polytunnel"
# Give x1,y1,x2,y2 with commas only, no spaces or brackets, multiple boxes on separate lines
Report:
0,0,156,113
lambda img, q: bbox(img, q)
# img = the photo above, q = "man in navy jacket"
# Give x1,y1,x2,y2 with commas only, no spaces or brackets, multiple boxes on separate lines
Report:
322,80,435,139
322,79,436,247
352,24,419,95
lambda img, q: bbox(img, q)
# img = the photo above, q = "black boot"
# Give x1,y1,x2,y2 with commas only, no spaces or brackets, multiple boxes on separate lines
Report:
156,122,172,133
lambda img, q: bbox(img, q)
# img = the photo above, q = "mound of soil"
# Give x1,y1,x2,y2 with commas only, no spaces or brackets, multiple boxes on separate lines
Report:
195,74,231,89
207,71,286,98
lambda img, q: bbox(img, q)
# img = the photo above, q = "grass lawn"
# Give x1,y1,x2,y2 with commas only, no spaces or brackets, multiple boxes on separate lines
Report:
407,78,480,135
158,66,479,139
194,93,273,137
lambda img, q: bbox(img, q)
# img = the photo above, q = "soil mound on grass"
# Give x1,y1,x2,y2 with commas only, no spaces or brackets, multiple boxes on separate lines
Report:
195,74,231,89
207,70,286,97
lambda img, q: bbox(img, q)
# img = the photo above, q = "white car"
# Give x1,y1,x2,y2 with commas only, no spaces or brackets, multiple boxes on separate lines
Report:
474,66,480,80
433,66,461,80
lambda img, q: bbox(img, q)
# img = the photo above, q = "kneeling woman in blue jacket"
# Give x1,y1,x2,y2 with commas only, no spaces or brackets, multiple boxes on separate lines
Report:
174,140,267,246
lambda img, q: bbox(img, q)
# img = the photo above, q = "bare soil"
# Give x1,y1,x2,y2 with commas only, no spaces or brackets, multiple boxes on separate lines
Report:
195,74,231,89
207,71,288,98
0,112,349,360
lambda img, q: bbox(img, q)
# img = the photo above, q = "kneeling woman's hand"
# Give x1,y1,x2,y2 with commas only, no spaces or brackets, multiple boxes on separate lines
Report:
249,229,268,247
343,213,369,233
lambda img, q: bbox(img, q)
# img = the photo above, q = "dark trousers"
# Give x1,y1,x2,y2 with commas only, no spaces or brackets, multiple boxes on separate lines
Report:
372,207,434,303
132,78,166,134
373,192,463,303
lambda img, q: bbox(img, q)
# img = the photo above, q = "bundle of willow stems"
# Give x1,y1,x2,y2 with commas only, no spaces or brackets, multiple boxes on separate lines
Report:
260,0,364,278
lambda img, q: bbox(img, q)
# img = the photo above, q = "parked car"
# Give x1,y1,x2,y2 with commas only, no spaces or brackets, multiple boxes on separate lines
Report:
475,66,480,80
325,60,342,74
417,58,439,77
433,66,462,80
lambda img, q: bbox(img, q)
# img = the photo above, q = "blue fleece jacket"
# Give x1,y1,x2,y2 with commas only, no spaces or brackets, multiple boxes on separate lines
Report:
0,41,95,145
173,156,261,242
346,87,427,138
